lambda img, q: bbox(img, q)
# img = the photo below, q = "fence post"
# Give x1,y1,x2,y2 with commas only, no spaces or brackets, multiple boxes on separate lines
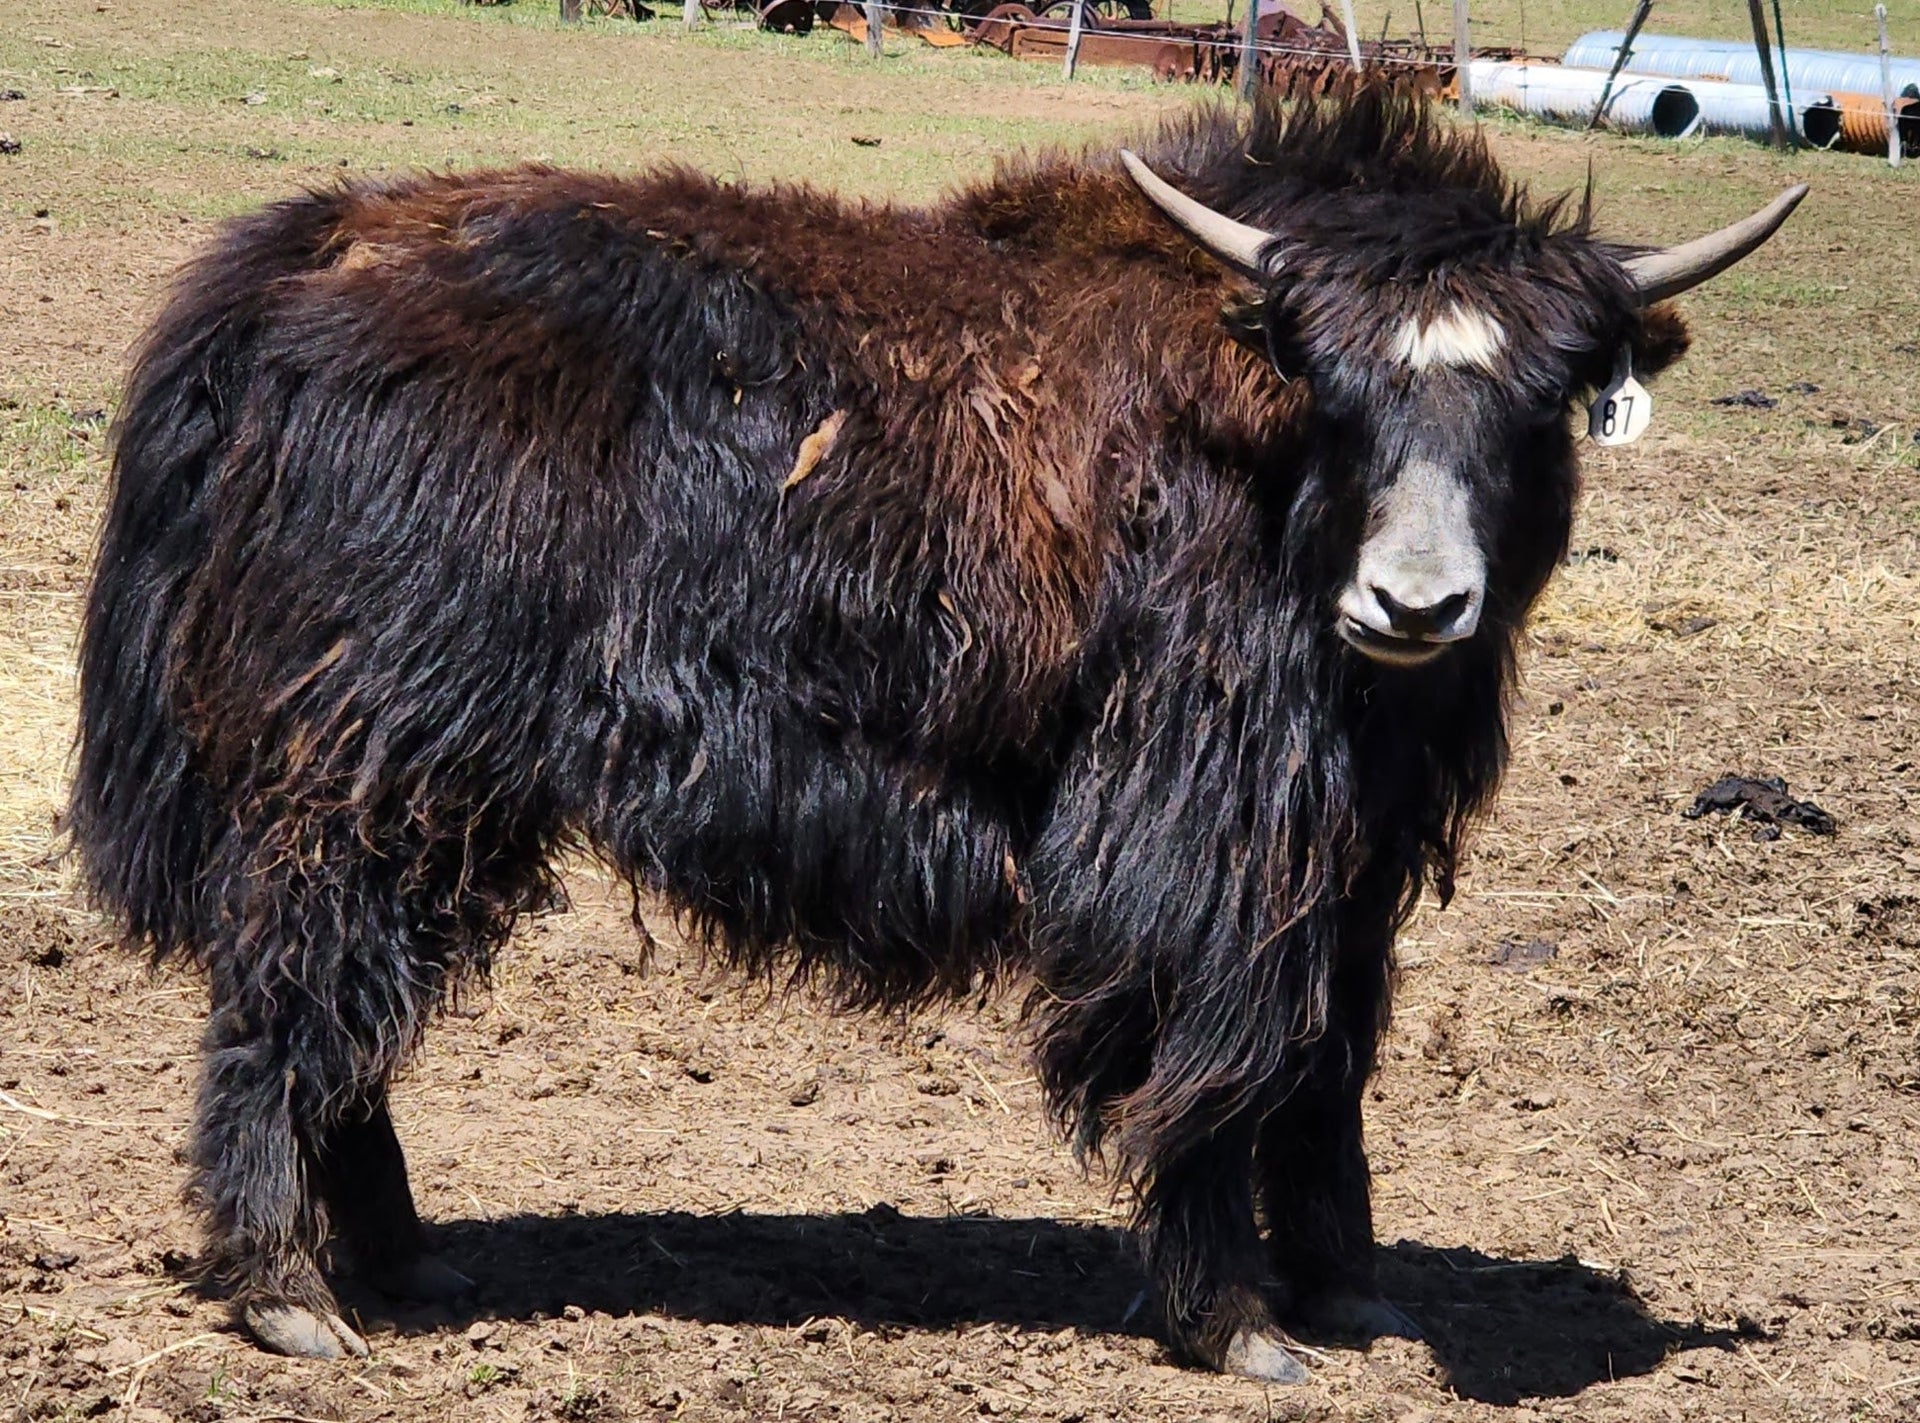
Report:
1770,0,1798,144
1588,0,1653,131
560,0,582,20
865,0,884,55
1338,0,1362,71
683,0,698,27
1453,0,1471,115
1744,0,1791,150
1063,0,1086,80
1238,0,1260,100
1879,5,1902,168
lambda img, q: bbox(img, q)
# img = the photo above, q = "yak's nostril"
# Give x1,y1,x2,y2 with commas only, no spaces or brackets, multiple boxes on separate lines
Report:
1371,586,1474,639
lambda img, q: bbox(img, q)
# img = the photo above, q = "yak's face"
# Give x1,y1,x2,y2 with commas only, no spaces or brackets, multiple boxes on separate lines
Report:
1118,149,1806,671
1276,272,1651,670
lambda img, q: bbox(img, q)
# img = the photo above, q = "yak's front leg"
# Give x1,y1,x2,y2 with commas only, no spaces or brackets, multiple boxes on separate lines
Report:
313,1099,474,1306
1142,1124,1311,1384
1256,886,1419,1345
202,1042,466,1357
1258,1066,1421,1344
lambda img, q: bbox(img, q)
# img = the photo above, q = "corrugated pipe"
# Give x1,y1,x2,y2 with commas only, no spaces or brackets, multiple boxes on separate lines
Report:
1825,90,1920,157
1565,30,1920,103
1679,75,1842,144
1467,60,1701,138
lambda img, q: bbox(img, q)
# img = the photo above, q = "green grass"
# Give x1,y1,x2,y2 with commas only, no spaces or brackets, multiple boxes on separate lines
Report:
0,405,109,487
0,1,1177,206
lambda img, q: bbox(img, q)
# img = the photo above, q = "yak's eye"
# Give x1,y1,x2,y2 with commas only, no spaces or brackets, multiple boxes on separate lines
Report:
1504,399,1577,449
1527,400,1575,432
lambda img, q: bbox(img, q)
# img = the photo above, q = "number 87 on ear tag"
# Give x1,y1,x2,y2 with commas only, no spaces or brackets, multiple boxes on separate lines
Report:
1588,357,1652,446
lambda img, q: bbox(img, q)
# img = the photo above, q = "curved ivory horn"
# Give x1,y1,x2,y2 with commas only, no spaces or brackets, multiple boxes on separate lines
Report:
1624,184,1810,305
1119,149,1277,279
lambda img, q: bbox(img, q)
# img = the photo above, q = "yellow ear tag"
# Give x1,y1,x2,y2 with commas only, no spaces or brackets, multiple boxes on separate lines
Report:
1588,351,1652,446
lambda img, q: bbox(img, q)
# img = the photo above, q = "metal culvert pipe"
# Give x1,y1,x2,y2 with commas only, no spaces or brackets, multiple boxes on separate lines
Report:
1679,75,1841,142
1564,31,1746,80
1467,60,1701,137
1825,90,1920,157
1565,31,1920,103
1796,97,1844,149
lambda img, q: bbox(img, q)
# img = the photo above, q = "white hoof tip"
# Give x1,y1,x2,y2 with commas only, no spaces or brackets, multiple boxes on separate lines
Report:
1222,1329,1311,1384
245,1302,370,1359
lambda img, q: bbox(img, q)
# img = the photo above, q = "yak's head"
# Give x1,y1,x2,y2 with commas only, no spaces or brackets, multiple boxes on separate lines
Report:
1121,97,1804,670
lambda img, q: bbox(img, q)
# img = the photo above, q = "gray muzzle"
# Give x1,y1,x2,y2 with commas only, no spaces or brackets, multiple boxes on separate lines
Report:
1336,460,1485,667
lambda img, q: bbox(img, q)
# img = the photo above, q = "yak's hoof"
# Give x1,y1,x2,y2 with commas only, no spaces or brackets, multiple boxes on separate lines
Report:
1221,1328,1311,1384
244,1300,371,1359
1298,1291,1424,1342
364,1253,475,1304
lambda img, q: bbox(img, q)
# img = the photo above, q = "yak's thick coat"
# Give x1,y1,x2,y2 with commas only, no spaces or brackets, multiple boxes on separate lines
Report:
73,88,1692,1368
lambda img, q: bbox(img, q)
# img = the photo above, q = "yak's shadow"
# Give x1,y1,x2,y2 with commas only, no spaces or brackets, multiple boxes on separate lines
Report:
350,1210,1754,1403
1375,1240,1759,1403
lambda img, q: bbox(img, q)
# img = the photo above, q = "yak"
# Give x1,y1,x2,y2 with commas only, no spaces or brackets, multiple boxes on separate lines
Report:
71,85,1803,1380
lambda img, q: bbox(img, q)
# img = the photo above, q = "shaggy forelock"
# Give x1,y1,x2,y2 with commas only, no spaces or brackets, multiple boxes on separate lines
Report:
1143,83,1591,262
1134,85,1678,416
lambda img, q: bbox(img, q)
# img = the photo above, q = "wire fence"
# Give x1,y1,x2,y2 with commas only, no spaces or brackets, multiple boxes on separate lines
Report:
655,0,1920,78
835,1,1466,68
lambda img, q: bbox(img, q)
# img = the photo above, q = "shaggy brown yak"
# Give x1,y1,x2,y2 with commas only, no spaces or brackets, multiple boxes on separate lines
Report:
72,85,1803,1379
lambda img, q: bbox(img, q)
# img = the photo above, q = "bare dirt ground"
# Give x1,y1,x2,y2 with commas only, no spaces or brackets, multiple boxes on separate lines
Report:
3,3,1918,1421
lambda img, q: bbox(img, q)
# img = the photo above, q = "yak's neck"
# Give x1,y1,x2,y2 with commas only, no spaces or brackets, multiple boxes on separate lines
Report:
1027,540,1514,1168
1147,515,1517,928
1341,637,1515,907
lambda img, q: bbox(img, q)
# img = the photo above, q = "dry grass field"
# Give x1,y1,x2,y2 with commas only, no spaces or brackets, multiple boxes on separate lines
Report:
2,2,1918,1420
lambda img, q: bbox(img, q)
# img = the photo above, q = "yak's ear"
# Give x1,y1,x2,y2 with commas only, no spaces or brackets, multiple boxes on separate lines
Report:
1631,303,1691,378
1222,293,1307,380
1221,294,1268,351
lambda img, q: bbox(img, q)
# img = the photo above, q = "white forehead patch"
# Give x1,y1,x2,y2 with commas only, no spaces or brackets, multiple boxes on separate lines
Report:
1392,304,1508,373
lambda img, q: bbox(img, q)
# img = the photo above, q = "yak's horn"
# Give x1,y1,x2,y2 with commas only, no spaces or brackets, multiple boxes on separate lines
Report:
1120,150,1276,279
1624,185,1810,305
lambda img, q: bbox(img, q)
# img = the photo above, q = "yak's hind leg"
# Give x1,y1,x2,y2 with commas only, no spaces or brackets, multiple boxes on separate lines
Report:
195,961,373,1359
193,814,539,1357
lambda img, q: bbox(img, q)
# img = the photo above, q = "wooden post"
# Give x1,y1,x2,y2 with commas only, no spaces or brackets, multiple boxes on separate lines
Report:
1238,0,1260,100
1338,0,1363,71
560,0,582,20
1878,5,1902,168
865,0,884,56
1063,0,1086,80
1588,0,1653,132
683,0,698,27
1453,0,1471,116
1744,0,1790,150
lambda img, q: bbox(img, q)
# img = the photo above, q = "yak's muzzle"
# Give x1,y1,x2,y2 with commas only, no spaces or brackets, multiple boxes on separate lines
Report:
1337,460,1485,667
